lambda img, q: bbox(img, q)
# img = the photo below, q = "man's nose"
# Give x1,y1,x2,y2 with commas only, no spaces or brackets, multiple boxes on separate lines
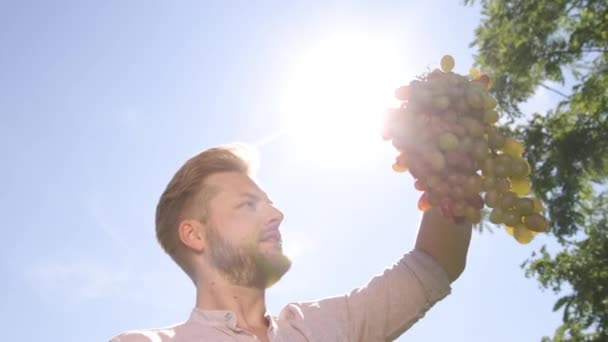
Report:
267,204,284,225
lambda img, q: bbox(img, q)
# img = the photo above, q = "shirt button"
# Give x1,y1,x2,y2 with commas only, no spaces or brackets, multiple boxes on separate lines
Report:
225,313,232,321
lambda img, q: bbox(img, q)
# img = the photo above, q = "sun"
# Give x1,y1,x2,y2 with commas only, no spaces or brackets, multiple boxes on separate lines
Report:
279,33,410,168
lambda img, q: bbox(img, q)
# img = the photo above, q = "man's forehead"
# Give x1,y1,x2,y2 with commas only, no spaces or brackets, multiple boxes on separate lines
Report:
206,172,266,196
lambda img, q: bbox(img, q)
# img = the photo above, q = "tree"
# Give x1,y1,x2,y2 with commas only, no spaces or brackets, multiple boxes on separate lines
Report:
464,0,608,340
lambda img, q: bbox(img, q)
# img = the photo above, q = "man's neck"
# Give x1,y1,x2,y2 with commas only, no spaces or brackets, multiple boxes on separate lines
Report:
195,274,269,330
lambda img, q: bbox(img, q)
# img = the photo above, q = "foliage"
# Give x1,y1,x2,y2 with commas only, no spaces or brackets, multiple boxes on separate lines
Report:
465,0,608,340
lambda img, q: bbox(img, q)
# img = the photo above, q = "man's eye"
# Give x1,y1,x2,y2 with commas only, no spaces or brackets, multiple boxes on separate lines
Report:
244,201,256,208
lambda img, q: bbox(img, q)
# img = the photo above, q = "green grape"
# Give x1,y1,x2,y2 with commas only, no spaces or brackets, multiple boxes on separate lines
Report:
495,177,511,192
495,154,513,178
482,176,497,191
511,158,531,178
515,198,535,216
470,139,490,161
465,87,484,109
482,157,496,176
489,207,505,224
462,117,485,137
488,129,506,149
427,149,447,171
510,177,531,196
532,197,545,213
458,136,474,152
503,210,521,226
482,94,498,110
484,189,501,208
438,132,460,151
483,109,499,124
463,174,483,194
513,224,535,244
464,206,482,224
500,191,519,209
440,55,455,72
523,213,549,232
433,96,451,111
502,137,525,157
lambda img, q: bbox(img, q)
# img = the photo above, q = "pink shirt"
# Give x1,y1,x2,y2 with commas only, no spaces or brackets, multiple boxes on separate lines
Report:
110,249,451,341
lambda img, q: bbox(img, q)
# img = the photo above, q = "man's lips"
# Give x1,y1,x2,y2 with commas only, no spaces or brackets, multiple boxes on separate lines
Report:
261,229,282,242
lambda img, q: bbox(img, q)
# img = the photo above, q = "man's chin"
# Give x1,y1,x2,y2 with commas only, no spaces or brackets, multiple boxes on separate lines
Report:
257,252,292,288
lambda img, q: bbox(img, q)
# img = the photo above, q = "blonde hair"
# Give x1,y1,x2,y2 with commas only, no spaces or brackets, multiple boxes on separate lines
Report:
155,144,256,277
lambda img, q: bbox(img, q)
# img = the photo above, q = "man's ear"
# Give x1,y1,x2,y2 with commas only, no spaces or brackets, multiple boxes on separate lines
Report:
178,219,206,253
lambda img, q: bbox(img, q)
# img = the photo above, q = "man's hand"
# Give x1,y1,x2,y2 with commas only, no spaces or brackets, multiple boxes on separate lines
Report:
414,206,472,282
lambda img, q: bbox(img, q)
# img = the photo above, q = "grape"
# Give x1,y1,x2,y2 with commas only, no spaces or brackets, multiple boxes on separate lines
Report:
469,68,481,79
458,135,474,152
510,177,531,196
476,73,493,89
470,139,489,161
482,94,498,110
465,87,484,109
513,225,535,244
438,132,460,151
414,179,427,191
452,201,466,217
532,197,545,213
511,157,531,178
395,85,410,101
432,181,450,196
392,162,408,173
440,55,455,72
503,210,521,226
433,96,451,111
384,55,549,242
488,130,506,149
482,157,496,176
439,197,454,218
489,207,505,224
418,192,431,211
451,185,466,199
495,177,511,192
495,154,513,178
467,194,484,210
515,198,535,216
500,191,519,210
463,174,483,194
464,206,482,224
483,109,499,124
483,189,501,208
523,213,549,232
450,123,467,138
503,137,525,157
462,117,485,137
447,172,467,185
427,149,447,171
482,176,497,191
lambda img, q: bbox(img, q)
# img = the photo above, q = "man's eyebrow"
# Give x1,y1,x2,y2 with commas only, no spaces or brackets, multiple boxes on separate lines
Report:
240,192,273,203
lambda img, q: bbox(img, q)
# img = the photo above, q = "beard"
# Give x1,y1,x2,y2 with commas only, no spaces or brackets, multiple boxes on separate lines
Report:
205,225,292,289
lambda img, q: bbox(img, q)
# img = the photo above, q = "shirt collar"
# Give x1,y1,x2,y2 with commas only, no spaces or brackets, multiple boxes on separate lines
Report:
189,308,277,333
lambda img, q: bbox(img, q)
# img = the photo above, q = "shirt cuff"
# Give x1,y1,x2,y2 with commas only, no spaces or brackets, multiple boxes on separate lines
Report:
407,249,452,301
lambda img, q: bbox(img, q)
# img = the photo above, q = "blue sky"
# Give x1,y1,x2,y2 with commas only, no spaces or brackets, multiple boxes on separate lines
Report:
0,1,565,341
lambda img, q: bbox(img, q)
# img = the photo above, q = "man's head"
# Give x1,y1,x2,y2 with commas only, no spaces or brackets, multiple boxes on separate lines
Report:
155,145,291,288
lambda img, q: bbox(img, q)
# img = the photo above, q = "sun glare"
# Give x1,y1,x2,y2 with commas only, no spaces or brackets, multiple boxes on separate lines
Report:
281,33,409,168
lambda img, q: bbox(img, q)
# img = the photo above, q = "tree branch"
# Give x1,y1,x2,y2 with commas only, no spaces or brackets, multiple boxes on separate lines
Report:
539,83,571,99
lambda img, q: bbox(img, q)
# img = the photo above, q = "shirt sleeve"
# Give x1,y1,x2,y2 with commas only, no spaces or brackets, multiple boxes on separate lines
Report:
284,249,452,341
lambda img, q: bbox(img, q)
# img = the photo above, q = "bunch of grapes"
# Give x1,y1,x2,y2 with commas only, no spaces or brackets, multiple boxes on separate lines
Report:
383,55,549,244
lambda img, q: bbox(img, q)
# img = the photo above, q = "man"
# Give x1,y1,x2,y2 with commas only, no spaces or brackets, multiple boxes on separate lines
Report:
110,144,472,341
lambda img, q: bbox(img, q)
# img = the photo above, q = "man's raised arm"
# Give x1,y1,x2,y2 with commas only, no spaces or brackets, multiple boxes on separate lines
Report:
415,206,473,282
